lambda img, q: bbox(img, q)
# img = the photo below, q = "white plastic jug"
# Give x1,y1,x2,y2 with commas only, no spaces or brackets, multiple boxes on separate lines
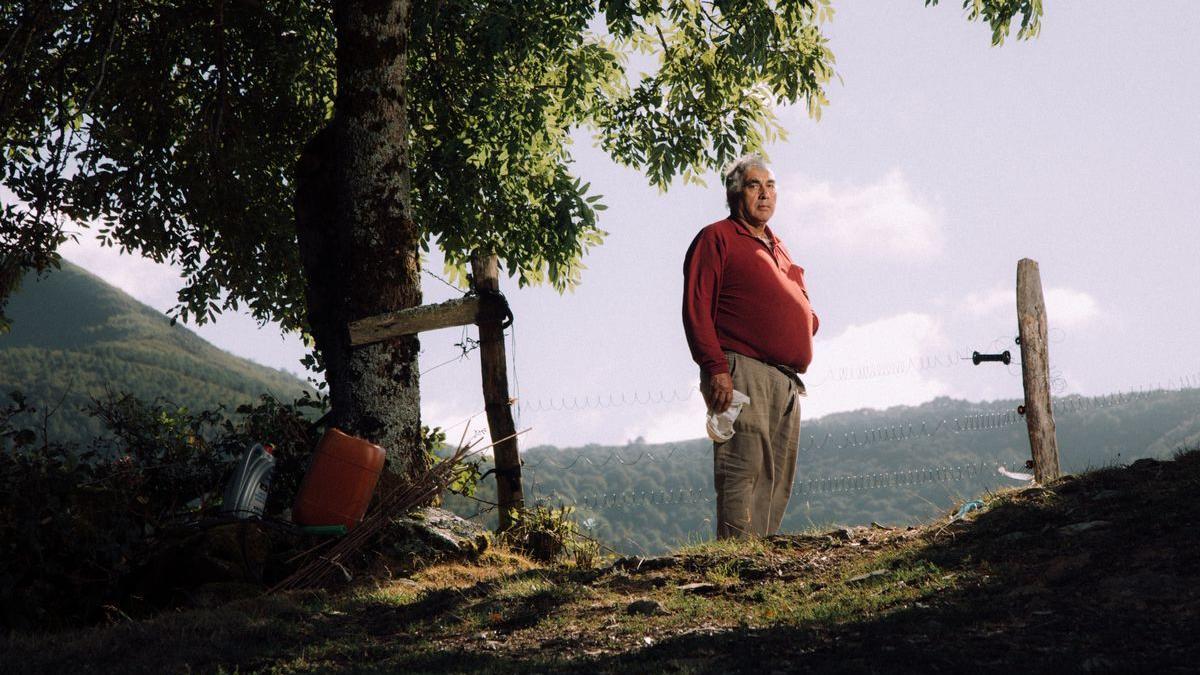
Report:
221,443,276,519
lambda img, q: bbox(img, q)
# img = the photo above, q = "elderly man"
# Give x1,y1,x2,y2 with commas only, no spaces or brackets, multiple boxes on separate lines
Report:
682,154,819,539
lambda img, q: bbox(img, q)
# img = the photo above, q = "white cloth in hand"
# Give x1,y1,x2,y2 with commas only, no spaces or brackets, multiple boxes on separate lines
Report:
706,389,751,442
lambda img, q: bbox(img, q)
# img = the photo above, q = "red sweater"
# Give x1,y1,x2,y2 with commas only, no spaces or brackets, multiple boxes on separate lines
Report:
683,218,819,376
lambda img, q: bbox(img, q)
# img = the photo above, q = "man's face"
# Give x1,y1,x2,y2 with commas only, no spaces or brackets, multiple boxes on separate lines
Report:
736,167,776,227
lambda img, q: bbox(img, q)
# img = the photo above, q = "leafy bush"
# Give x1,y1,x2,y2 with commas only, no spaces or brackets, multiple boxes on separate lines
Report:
0,389,325,630
503,505,599,568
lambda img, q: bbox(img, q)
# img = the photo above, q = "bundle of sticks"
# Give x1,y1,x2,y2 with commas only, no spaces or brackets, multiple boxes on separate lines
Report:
271,426,526,593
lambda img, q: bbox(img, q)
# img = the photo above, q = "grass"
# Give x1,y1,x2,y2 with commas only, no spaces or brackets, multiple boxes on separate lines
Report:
5,449,1200,673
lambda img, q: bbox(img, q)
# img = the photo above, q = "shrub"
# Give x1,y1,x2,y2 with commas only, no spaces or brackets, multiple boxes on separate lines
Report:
503,504,600,567
0,389,324,630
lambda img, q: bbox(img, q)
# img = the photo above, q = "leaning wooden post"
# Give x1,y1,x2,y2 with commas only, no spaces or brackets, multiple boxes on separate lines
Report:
1016,258,1061,483
471,251,524,531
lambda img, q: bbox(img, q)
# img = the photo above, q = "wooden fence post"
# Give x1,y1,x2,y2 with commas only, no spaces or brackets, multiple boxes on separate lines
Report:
471,251,524,531
1016,258,1061,483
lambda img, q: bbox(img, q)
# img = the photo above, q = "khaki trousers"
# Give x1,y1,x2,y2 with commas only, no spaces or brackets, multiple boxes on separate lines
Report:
702,352,801,539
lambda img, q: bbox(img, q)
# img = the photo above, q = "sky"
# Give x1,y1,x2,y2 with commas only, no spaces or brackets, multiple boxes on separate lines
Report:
56,2,1200,449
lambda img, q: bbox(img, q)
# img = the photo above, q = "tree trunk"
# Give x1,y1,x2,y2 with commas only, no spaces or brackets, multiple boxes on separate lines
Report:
294,0,428,485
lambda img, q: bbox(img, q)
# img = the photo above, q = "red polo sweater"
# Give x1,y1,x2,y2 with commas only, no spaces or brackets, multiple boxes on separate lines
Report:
683,218,819,377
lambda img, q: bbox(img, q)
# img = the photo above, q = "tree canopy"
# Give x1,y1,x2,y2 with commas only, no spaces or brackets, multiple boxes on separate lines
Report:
0,0,1042,335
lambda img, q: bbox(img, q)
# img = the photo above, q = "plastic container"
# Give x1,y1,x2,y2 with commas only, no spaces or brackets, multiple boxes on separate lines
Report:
221,443,276,520
291,427,386,530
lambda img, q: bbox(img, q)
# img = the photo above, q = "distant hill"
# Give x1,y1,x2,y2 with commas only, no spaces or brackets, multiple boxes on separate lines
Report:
446,387,1200,554
0,261,312,445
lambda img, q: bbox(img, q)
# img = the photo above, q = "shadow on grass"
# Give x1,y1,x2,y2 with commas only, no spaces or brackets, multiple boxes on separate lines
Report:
1,565,601,674
366,452,1200,673
572,452,1200,673
7,453,1199,674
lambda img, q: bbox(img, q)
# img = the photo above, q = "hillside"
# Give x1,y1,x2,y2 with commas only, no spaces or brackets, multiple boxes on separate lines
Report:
6,448,1198,673
0,262,312,444
446,387,1200,554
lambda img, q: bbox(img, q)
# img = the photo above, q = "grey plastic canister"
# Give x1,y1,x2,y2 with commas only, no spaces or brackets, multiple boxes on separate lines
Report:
220,443,276,519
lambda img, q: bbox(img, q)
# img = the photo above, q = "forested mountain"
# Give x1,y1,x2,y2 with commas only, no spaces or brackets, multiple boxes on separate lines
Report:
0,262,312,445
446,388,1200,554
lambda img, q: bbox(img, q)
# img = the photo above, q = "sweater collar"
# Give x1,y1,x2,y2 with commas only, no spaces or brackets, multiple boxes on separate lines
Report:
728,217,779,245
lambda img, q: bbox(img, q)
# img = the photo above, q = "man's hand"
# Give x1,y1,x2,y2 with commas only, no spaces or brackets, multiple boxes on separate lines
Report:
708,372,734,414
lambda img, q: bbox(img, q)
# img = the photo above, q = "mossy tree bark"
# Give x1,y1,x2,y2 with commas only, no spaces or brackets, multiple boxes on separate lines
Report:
295,0,429,484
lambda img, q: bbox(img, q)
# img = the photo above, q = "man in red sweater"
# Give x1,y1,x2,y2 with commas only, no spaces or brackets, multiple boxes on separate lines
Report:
682,154,819,538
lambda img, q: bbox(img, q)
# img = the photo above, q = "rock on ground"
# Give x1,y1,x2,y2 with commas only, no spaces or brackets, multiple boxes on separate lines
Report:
377,506,490,571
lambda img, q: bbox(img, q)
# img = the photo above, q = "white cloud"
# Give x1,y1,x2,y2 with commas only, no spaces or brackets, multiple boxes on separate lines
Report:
963,284,1100,329
520,406,622,448
778,169,944,259
422,396,491,450
517,383,706,447
571,314,960,443
487,378,710,448
803,312,953,416
964,287,1011,317
624,384,707,445
1044,287,1100,329
60,228,184,311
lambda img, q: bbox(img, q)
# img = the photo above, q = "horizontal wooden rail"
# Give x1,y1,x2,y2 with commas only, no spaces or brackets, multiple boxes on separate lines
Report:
348,294,508,347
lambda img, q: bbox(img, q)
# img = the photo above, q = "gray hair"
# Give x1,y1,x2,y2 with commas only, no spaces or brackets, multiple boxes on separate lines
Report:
723,154,773,212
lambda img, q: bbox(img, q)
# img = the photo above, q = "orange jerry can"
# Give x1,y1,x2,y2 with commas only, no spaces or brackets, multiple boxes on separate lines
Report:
292,428,386,530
